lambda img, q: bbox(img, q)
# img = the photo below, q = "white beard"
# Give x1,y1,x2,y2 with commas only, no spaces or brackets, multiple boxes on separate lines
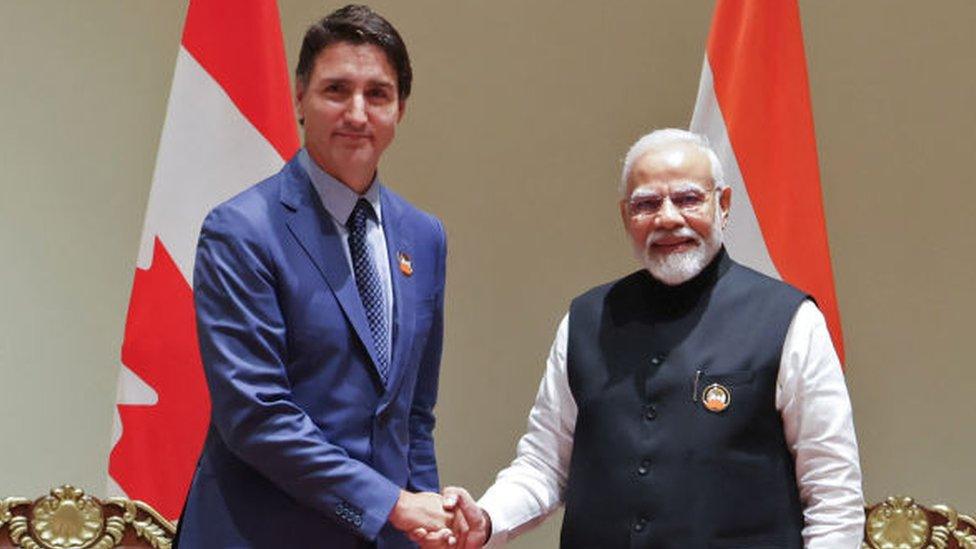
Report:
635,208,724,285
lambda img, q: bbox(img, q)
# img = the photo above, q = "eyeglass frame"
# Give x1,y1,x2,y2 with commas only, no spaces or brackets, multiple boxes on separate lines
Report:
622,182,726,220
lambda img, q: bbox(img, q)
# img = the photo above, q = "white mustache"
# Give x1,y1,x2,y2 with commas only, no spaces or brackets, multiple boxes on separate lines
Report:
646,228,701,248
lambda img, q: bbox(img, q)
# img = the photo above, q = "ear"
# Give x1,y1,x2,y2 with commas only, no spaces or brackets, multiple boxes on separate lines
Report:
295,81,306,122
397,99,407,123
619,198,630,230
718,186,732,227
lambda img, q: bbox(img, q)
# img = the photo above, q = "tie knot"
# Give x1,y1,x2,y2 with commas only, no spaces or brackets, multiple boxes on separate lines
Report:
347,198,375,231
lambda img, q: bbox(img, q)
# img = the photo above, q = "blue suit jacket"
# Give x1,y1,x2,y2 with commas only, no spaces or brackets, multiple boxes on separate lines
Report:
176,156,446,548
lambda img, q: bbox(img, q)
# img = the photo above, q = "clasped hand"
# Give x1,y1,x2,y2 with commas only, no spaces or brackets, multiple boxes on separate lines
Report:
390,487,489,548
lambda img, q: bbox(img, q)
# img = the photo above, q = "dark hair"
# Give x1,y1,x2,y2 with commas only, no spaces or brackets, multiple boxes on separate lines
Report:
295,4,412,101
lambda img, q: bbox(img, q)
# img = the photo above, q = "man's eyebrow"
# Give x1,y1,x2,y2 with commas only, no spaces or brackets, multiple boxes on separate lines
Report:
629,181,708,200
318,77,393,87
367,80,395,88
629,188,661,199
670,180,709,192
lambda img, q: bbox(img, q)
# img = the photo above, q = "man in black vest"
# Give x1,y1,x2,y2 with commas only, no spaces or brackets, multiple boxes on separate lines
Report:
414,129,864,548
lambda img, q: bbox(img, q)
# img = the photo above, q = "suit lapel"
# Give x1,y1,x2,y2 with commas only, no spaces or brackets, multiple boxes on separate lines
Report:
378,188,415,402
280,160,384,379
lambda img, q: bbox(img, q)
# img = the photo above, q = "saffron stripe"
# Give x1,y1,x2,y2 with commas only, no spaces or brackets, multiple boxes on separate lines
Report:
704,0,845,361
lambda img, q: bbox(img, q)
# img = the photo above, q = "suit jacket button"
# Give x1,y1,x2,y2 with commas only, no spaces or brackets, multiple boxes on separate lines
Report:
637,460,650,476
643,405,657,421
633,517,647,532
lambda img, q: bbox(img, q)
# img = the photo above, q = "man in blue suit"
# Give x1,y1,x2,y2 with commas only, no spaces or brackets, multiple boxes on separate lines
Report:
176,6,454,547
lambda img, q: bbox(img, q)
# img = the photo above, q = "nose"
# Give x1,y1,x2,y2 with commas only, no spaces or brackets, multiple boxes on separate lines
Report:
653,197,685,230
345,93,367,126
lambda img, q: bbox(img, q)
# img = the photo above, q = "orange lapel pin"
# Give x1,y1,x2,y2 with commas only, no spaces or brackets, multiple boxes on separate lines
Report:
397,251,413,276
702,383,731,413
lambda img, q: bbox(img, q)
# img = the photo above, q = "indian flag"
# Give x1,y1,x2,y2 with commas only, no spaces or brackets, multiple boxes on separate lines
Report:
690,0,845,361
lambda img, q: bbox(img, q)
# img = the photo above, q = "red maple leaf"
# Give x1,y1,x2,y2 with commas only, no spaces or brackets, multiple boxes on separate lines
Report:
110,237,210,520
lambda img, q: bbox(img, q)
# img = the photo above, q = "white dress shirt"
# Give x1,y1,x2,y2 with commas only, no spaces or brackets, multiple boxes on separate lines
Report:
479,300,864,548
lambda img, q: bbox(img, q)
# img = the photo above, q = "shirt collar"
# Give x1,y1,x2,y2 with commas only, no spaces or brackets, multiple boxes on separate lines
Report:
298,148,383,226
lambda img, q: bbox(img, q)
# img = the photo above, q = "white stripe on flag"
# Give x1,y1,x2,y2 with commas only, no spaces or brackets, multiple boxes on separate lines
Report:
136,47,286,279
108,363,156,498
690,59,781,280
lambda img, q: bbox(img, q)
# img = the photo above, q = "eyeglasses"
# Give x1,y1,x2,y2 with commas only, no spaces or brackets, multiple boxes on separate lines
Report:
625,187,719,219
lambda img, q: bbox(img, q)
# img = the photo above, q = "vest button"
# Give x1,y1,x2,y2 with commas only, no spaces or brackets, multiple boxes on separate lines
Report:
650,355,663,366
643,405,657,421
633,517,647,532
637,460,650,475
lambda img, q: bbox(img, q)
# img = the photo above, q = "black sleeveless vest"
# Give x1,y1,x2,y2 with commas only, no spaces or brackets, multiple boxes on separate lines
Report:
561,249,807,548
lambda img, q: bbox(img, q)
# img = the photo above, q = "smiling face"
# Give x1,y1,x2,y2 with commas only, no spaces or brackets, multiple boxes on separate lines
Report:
619,142,731,285
296,41,404,193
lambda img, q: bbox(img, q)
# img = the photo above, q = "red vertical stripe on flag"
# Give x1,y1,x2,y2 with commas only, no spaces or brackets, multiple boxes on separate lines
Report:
706,0,845,361
182,0,300,160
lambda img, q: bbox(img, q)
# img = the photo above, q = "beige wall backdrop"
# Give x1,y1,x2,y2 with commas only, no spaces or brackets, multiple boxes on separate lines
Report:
1,1,974,547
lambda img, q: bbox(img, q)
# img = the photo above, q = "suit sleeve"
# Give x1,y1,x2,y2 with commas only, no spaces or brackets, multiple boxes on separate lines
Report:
193,207,401,541
405,216,447,492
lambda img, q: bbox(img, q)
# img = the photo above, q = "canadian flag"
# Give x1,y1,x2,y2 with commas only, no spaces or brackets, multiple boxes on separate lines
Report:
108,0,299,520
690,0,845,361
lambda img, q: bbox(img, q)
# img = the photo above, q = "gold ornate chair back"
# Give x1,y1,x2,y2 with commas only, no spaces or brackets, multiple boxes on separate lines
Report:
863,496,976,549
0,485,174,549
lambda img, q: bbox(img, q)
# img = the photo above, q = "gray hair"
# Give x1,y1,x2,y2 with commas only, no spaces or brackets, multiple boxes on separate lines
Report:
619,128,725,196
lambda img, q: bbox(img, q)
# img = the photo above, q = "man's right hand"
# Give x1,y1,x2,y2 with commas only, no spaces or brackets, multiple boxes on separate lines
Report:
407,486,491,548
440,486,491,548
389,490,455,543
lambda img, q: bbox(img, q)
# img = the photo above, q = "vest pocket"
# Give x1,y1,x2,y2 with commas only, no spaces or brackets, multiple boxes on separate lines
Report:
709,524,788,548
703,369,755,386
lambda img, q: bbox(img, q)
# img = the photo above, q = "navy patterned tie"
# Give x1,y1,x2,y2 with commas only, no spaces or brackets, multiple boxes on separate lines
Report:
347,199,390,382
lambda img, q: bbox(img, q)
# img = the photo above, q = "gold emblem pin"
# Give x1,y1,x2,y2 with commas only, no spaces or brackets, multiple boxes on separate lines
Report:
702,383,731,413
397,251,413,276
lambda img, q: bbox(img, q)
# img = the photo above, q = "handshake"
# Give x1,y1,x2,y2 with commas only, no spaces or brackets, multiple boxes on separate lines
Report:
389,486,491,548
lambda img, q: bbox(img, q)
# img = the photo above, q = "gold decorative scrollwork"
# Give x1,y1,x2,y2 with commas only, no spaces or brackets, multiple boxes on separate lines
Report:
0,485,173,549
865,496,976,549
105,498,173,549
131,518,172,549
1,496,30,530
30,485,105,547
9,514,41,549
932,505,976,549
867,496,931,549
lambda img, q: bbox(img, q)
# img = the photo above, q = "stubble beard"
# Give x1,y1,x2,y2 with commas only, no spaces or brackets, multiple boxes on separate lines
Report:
635,208,724,286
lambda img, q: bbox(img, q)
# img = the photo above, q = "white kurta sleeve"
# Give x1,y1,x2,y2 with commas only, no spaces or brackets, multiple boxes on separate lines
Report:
479,314,576,546
776,300,865,548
